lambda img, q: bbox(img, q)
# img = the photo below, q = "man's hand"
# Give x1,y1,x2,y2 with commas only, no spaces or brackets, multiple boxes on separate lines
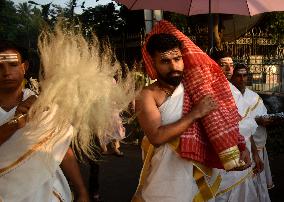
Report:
14,95,37,128
0,95,37,145
252,150,264,175
15,95,37,116
191,95,217,119
232,147,252,171
250,136,264,175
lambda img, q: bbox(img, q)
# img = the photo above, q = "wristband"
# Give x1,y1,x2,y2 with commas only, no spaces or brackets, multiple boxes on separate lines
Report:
7,114,26,128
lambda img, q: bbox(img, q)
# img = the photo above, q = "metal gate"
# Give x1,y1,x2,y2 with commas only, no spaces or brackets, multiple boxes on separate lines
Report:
223,28,284,93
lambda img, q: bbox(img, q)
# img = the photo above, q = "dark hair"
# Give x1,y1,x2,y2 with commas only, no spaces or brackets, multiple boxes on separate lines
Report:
233,63,248,75
210,50,232,63
146,33,183,57
0,40,29,62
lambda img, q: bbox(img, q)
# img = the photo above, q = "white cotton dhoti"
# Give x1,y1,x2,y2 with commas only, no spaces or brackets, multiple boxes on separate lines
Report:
142,144,201,202
252,147,272,202
216,167,258,202
251,125,272,202
215,84,259,202
0,91,73,202
141,84,218,202
243,88,272,201
263,148,273,189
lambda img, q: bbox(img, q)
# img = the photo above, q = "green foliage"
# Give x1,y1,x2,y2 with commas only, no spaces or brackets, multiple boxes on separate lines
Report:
80,2,123,38
48,4,67,25
0,0,18,40
163,12,210,50
259,12,284,39
79,3,144,39
0,0,146,45
0,0,44,49
15,3,44,49
118,5,144,33
0,0,146,74
164,11,190,34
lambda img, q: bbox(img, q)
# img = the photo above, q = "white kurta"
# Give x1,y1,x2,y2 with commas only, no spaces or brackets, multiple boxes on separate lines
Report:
243,88,272,202
215,84,258,202
141,84,218,202
0,89,72,202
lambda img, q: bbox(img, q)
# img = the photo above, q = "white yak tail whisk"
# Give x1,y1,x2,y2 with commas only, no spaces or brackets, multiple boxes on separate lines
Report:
25,22,136,160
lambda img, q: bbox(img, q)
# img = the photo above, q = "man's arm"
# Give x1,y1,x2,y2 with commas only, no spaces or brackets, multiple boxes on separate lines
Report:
0,121,20,145
136,89,216,146
232,147,252,171
60,148,90,202
0,114,27,145
0,96,36,146
250,136,264,174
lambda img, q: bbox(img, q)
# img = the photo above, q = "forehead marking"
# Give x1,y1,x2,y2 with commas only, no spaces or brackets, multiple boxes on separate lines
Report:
220,57,233,63
160,49,181,58
0,54,19,63
236,69,247,74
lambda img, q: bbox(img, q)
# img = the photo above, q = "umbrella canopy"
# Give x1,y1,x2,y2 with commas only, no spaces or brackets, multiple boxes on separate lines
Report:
115,0,284,16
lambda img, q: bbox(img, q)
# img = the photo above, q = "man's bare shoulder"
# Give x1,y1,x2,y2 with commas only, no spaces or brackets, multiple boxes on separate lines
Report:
138,82,159,98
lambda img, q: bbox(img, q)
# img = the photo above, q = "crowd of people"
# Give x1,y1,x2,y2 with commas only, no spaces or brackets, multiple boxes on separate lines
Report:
132,20,276,202
0,19,279,202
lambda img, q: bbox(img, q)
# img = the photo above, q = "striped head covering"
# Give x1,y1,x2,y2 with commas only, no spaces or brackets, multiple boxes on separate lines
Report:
142,20,245,168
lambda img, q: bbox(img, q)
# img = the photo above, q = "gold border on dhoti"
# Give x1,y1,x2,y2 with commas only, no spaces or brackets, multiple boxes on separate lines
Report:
243,96,261,119
193,169,222,202
132,136,221,202
0,132,54,175
52,190,64,202
216,169,254,196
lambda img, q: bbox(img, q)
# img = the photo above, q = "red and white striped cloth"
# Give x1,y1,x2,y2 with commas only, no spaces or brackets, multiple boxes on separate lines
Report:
142,20,245,168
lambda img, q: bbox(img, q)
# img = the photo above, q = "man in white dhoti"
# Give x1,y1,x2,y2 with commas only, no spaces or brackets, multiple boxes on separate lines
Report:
134,33,230,202
230,64,273,201
212,51,268,202
0,41,89,202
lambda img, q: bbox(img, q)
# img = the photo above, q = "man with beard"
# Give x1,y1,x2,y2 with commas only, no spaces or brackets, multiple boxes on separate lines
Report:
133,19,252,201
134,33,218,202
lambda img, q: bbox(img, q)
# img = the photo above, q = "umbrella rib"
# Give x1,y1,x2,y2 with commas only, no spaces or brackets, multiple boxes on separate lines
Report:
245,0,251,16
130,0,139,9
187,0,193,16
